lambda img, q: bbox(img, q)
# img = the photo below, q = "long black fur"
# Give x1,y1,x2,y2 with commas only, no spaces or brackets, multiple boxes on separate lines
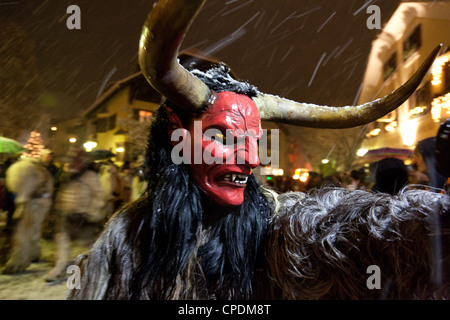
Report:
68,65,271,300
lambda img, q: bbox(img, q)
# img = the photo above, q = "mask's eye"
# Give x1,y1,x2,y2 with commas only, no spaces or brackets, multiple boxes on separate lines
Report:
204,129,225,144
215,132,225,141
204,128,237,145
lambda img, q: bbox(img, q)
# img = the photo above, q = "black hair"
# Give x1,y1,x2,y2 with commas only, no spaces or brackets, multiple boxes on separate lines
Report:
125,66,270,299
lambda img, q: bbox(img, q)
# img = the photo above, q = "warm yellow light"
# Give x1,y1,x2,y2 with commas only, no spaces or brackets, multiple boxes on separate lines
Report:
69,137,77,143
369,128,381,136
272,168,284,176
431,54,450,86
400,120,417,147
115,147,125,153
299,175,307,182
51,126,58,131
321,159,329,164
409,106,427,117
431,93,450,122
83,141,97,152
357,148,368,157
293,174,300,180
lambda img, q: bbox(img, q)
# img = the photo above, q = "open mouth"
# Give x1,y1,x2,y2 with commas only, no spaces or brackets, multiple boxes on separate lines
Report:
216,173,249,185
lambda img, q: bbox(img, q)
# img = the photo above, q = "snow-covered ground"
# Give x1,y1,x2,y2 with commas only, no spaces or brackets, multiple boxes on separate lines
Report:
0,212,94,300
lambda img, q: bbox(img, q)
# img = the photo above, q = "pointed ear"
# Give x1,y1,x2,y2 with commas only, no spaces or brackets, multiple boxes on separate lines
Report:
167,107,188,147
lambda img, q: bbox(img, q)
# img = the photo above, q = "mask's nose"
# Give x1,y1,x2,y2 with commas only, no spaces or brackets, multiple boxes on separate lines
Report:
236,136,260,168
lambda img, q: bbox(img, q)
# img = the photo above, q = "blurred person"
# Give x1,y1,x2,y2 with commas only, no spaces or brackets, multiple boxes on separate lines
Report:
435,119,450,192
371,158,408,195
41,149,59,178
320,173,342,188
44,148,105,282
99,161,122,219
1,156,19,230
407,163,428,185
1,156,54,274
346,169,366,191
131,156,148,202
0,162,7,213
119,164,133,204
413,137,447,190
305,171,322,191
41,150,64,239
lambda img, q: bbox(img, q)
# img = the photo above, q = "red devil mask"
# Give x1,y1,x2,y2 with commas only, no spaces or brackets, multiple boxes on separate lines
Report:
170,91,262,206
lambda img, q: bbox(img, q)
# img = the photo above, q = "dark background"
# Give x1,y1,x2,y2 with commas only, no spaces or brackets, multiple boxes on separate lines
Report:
0,0,405,121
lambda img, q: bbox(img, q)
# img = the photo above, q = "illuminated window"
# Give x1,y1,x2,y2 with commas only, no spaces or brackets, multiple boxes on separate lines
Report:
444,60,450,92
134,109,153,123
95,114,116,133
403,24,421,61
383,52,397,81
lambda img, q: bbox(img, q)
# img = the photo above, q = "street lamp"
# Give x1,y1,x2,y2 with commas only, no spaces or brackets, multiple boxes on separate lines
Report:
83,141,97,152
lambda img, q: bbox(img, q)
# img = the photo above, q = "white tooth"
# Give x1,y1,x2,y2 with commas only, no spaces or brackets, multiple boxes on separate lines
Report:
232,174,236,182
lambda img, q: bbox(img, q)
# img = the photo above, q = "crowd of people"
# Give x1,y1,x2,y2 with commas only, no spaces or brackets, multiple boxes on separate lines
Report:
264,135,449,196
0,147,147,281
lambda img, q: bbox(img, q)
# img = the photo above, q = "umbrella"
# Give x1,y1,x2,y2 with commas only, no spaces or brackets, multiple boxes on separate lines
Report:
362,148,413,161
355,148,413,166
88,149,116,160
0,136,27,154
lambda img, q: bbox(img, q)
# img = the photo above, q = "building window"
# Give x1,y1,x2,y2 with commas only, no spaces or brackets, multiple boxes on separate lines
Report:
383,52,397,81
134,109,153,123
403,24,421,61
96,114,117,133
108,114,116,130
444,60,450,92
96,117,108,133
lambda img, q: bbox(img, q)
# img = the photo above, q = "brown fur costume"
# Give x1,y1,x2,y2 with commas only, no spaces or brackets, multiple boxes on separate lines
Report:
2,158,53,274
268,188,450,299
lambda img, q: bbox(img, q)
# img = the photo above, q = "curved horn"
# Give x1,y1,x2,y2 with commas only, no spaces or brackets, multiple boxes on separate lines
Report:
254,44,442,128
138,0,211,112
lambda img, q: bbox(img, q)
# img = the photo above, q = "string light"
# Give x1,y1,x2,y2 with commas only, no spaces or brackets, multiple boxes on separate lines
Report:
23,131,45,158
431,92,450,122
431,54,450,86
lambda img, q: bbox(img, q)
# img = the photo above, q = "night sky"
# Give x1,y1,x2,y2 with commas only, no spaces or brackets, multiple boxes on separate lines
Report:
1,0,405,121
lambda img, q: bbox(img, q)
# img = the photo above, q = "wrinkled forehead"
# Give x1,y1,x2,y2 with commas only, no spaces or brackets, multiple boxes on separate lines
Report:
201,91,261,131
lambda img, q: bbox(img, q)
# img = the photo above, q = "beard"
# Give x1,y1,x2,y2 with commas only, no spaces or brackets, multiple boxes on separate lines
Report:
125,161,271,299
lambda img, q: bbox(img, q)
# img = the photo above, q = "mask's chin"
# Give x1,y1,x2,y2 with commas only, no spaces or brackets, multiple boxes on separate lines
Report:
191,165,250,207
202,180,246,207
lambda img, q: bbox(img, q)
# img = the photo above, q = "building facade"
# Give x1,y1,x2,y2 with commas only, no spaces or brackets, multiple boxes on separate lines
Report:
81,72,162,165
356,1,450,166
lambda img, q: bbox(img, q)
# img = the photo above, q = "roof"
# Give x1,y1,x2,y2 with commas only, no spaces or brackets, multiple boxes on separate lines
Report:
82,50,240,119
82,71,143,118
